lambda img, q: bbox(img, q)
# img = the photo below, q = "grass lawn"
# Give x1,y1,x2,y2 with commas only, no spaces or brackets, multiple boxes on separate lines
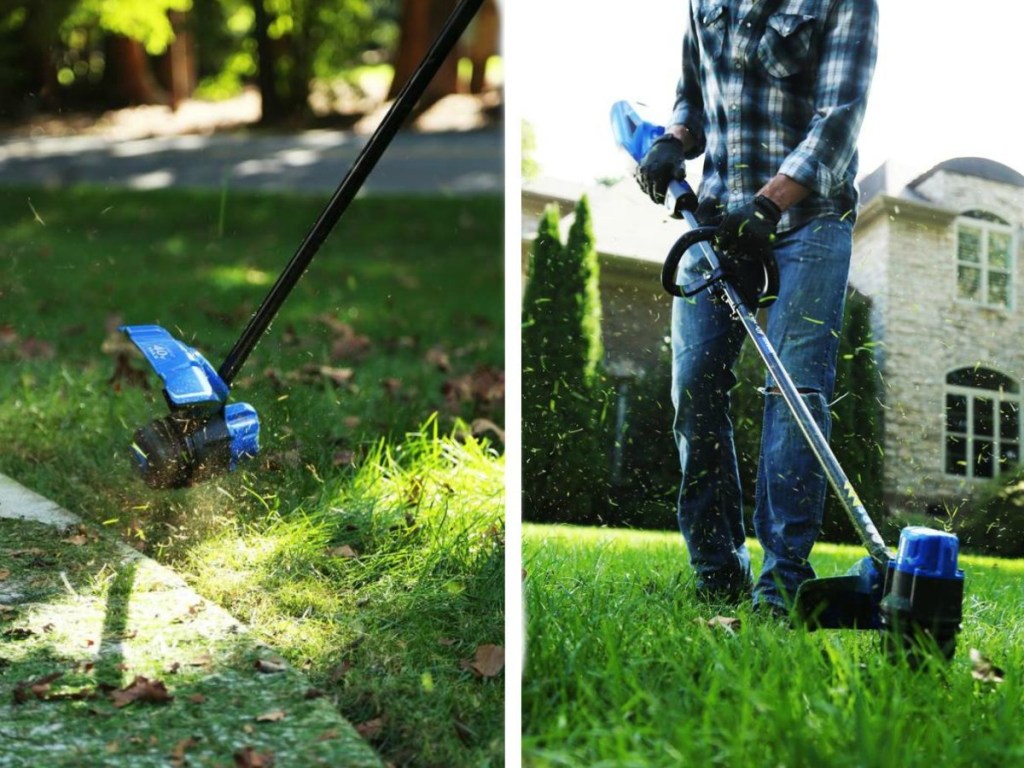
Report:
0,186,504,766
523,524,1024,767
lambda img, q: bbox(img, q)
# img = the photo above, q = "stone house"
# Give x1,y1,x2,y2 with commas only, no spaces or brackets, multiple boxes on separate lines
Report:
851,158,1024,511
522,157,1024,512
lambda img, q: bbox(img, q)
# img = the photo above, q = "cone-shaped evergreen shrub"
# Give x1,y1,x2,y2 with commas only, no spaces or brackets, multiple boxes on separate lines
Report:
522,197,606,523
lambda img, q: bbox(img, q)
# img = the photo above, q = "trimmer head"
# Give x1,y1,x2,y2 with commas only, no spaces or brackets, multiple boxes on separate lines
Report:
879,527,964,664
795,527,964,663
794,555,885,630
121,325,259,489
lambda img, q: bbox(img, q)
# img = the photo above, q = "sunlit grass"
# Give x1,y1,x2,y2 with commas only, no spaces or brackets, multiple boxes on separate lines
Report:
0,186,503,766
524,523,1024,767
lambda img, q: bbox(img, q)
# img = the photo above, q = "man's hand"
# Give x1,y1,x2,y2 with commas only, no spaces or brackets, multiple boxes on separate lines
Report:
636,134,686,205
714,195,782,308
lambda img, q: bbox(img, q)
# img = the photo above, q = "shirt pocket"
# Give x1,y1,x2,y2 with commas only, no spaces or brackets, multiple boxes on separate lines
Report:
757,13,816,79
696,2,727,60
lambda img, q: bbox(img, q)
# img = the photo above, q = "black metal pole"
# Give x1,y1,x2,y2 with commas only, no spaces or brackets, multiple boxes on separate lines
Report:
218,0,485,385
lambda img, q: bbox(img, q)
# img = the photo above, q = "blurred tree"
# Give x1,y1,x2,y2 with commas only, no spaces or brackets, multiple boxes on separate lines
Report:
522,198,608,524
387,0,498,106
0,1,78,116
251,0,396,123
0,0,401,121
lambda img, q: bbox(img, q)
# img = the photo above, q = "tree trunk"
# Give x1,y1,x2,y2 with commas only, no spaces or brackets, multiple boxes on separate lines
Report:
387,0,461,106
155,10,196,110
105,35,159,106
253,0,284,123
466,0,499,94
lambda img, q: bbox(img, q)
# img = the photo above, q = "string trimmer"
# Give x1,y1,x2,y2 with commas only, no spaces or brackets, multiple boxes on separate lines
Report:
119,0,484,490
611,101,965,662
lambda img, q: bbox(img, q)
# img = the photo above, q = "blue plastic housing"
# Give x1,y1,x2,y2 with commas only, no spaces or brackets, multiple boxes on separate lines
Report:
610,100,665,163
224,402,260,469
893,526,964,581
122,324,260,473
121,324,230,407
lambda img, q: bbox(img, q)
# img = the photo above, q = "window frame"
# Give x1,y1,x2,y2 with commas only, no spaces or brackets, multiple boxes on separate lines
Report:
944,367,1022,480
954,212,1016,311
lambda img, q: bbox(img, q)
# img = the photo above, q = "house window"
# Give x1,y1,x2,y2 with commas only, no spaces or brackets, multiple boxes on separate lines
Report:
945,367,1021,478
955,211,1015,309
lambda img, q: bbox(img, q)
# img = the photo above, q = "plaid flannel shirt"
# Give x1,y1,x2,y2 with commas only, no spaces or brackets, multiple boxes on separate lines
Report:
673,0,878,233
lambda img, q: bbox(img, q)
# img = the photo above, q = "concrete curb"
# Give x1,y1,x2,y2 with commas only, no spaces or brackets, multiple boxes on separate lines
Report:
0,473,382,767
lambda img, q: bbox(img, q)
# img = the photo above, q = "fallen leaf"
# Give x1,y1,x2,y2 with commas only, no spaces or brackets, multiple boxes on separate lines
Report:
63,533,88,547
438,637,457,647
332,449,356,467
381,377,402,395
187,693,206,704
295,364,355,388
326,545,358,559
970,648,1005,684
0,569,10,581
234,746,275,767
469,418,505,444
707,616,742,634
442,366,505,409
356,716,386,740
316,729,339,742
254,657,288,674
255,709,287,723
13,672,63,704
461,644,505,678
109,676,173,708
425,345,452,372
317,315,372,361
169,737,199,767
188,652,214,669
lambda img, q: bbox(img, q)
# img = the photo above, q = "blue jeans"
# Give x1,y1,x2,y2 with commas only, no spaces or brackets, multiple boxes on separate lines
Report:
670,215,853,607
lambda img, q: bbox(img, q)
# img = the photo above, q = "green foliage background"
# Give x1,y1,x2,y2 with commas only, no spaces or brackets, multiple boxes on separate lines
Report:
522,198,609,524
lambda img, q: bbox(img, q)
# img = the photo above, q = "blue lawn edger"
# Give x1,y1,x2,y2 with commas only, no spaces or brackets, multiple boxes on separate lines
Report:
118,0,484,491
610,100,965,662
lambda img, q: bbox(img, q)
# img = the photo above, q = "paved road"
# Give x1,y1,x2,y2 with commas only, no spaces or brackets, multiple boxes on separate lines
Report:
0,127,503,195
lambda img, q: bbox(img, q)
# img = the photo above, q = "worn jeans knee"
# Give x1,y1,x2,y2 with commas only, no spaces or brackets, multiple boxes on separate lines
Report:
670,214,853,603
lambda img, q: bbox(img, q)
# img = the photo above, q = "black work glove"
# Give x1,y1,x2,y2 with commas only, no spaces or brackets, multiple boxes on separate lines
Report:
636,133,686,205
714,195,782,308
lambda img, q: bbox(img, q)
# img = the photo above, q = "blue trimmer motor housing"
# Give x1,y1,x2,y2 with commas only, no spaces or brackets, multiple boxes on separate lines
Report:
879,526,964,663
121,325,260,489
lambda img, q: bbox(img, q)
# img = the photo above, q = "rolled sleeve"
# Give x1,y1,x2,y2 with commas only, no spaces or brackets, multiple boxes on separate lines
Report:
672,2,706,159
779,0,878,197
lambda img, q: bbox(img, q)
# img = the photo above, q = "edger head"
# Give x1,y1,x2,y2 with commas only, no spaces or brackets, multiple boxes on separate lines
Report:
121,325,260,490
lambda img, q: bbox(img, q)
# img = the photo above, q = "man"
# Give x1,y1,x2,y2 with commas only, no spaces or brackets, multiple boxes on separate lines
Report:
636,0,878,614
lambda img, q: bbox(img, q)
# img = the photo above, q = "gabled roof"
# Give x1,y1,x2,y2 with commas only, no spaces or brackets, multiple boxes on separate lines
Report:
908,157,1024,191
861,157,1024,207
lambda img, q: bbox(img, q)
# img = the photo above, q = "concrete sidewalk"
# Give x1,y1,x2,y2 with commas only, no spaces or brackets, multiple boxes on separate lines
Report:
0,127,503,195
0,473,381,767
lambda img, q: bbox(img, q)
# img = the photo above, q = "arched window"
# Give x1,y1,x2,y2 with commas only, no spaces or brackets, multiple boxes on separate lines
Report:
955,210,1015,309
945,367,1021,478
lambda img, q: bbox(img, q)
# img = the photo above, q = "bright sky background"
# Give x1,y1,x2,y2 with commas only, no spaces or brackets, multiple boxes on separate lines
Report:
516,0,1024,187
